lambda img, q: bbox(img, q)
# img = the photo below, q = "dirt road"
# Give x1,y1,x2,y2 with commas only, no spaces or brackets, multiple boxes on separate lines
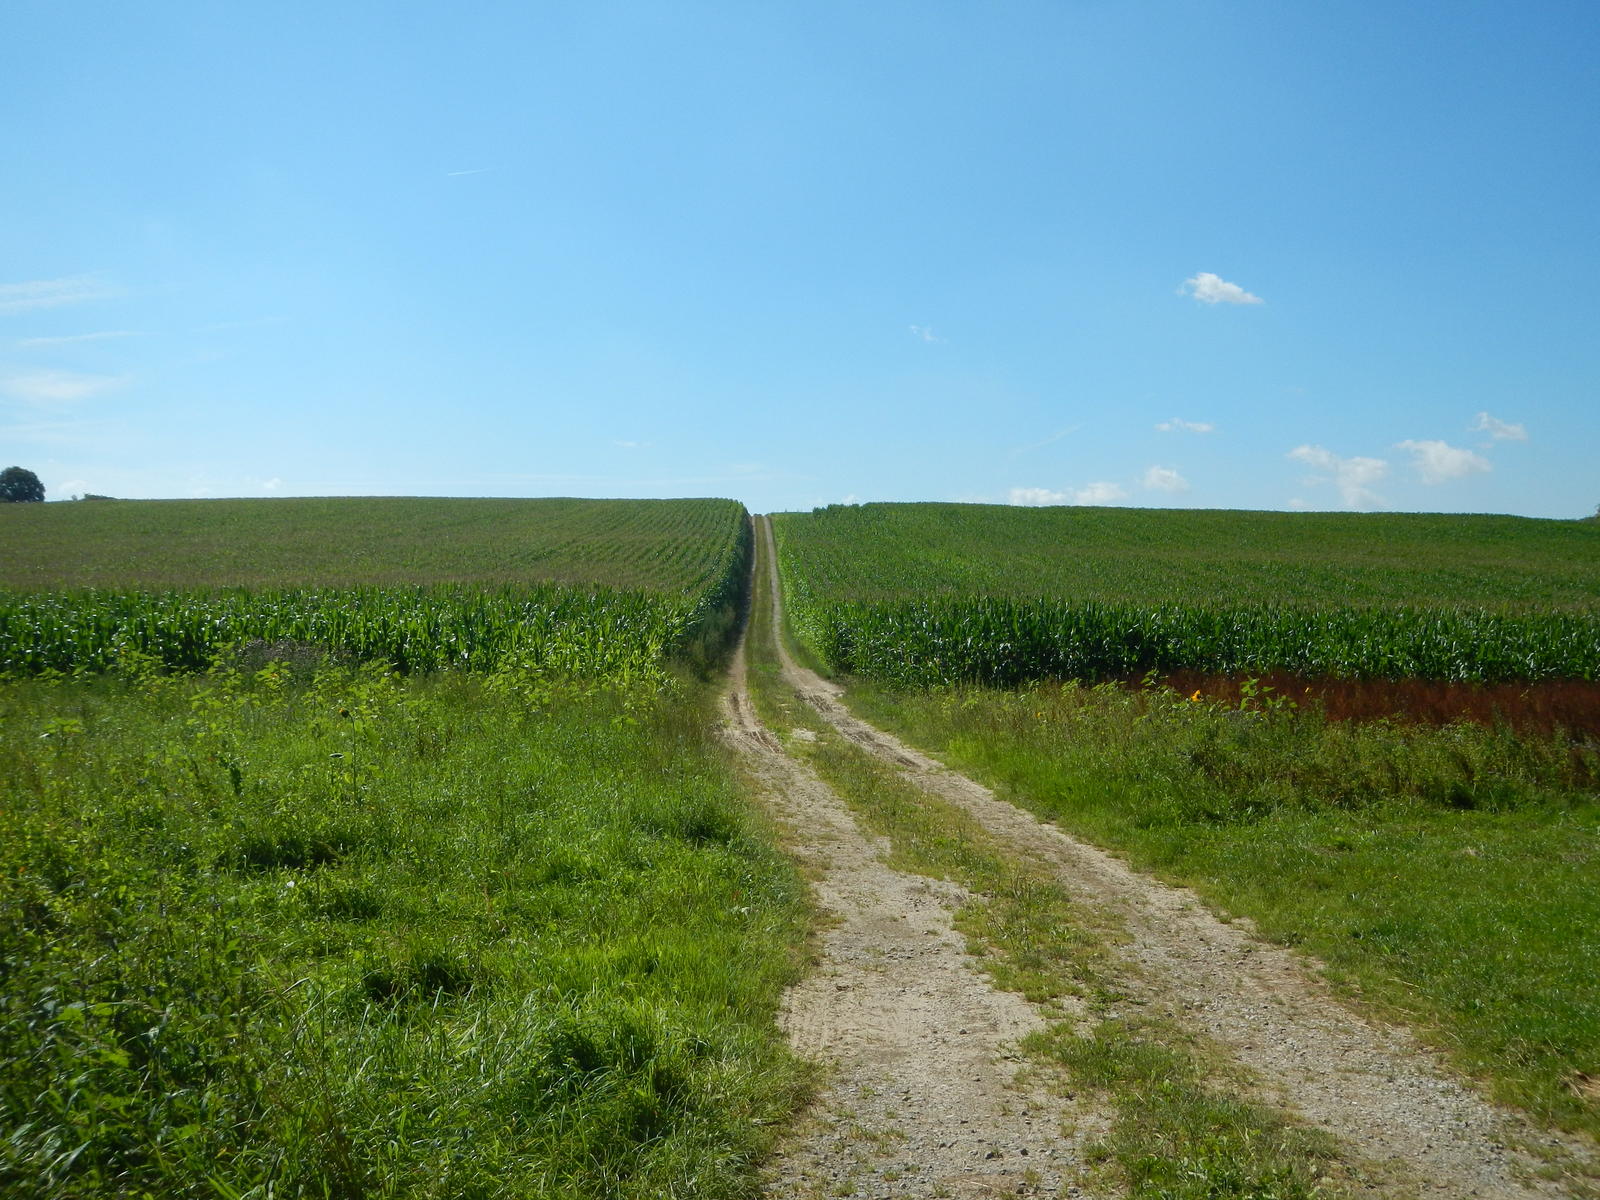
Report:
730,515,1590,1198
725,603,1094,1197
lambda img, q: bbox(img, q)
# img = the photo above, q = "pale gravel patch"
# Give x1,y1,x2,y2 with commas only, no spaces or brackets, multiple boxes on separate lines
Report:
757,515,1598,1198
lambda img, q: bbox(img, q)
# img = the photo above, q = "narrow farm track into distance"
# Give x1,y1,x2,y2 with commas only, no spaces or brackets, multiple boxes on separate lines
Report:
748,515,1597,1199
725,579,1096,1197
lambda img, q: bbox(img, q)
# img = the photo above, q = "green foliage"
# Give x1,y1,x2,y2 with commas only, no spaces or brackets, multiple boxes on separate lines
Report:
775,503,1600,684
799,595,1600,685
0,501,752,679
0,668,805,1198
0,585,695,677
1043,1022,1335,1200
0,466,45,503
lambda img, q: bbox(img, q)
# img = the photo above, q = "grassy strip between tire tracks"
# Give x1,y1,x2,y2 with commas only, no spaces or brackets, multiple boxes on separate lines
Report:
1,658,807,1198
747,528,1362,1200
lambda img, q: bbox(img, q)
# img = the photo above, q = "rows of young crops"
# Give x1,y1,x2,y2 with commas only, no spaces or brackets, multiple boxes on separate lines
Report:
0,495,748,593
775,504,1600,685
0,499,751,678
800,596,1600,686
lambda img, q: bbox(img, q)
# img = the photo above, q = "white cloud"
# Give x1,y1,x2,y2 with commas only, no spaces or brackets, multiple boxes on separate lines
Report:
1009,482,1130,506
613,440,652,449
0,276,118,315
17,330,142,348
0,369,127,405
1142,465,1190,493
1073,481,1129,505
1155,417,1215,434
908,324,940,343
261,477,283,493
1009,486,1071,506
1471,412,1528,442
1395,439,1491,484
1288,444,1390,509
1179,272,1263,305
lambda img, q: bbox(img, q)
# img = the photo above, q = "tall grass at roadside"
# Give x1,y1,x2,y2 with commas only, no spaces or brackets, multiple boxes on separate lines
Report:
844,678,1600,1141
0,661,804,1198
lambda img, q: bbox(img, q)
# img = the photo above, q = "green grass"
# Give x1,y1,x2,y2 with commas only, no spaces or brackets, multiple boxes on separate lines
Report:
0,661,806,1198
773,503,1600,684
842,678,1600,1142
0,497,746,592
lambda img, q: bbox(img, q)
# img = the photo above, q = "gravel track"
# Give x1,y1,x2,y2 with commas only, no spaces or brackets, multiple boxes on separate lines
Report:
726,622,1101,1197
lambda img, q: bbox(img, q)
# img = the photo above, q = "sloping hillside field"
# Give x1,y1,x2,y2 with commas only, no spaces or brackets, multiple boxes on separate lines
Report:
776,503,1600,685
0,497,748,674
0,498,806,1199
775,502,1600,1144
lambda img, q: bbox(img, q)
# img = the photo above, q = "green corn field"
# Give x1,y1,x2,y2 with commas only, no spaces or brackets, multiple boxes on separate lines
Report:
774,503,1600,685
0,497,751,679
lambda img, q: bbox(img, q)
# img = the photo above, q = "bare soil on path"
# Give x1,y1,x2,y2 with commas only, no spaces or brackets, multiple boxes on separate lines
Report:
745,516,1595,1199
726,625,1099,1197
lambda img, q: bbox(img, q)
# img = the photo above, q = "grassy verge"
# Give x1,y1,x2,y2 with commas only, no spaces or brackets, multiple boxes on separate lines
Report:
749,528,1354,1198
1,659,805,1198
841,678,1600,1143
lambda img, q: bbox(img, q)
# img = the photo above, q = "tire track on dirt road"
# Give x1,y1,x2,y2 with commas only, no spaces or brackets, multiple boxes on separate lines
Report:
724,547,1101,1198
755,515,1594,1198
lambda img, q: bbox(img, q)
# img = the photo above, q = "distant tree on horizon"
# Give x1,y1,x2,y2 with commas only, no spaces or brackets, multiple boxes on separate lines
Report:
0,466,45,503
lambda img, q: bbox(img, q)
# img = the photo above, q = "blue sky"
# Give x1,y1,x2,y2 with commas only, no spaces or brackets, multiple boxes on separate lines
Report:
4,1,1596,517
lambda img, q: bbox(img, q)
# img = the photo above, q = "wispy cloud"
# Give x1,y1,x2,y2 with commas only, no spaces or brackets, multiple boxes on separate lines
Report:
0,415,122,447
1288,444,1389,509
446,167,496,177
0,275,118,315
0,368,127,406
613,440,652,449
1142,465,1190,493
908,324,940,343
1155,417,1215,434
17,329,143,348
1471,411,1528,442
1395,439,1491,484
1179,272,1263,305
1009,426,1078,457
